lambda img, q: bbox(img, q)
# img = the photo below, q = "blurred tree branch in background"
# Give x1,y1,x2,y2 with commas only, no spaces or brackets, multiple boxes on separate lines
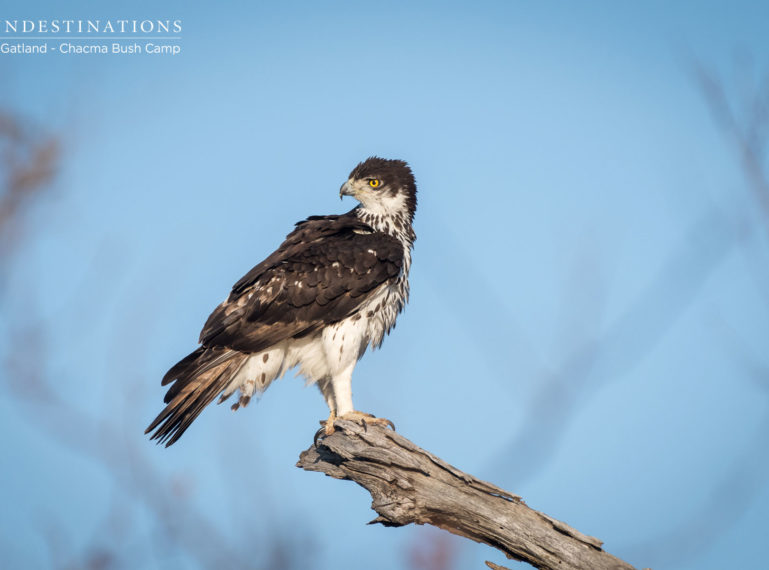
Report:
0,110,58,262
694,60,769,236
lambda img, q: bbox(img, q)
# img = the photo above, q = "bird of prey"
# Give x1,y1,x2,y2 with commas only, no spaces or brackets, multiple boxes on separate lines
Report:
146,157,417,446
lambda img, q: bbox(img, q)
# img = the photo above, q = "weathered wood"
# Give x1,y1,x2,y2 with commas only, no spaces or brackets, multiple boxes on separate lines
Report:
297,420,636,570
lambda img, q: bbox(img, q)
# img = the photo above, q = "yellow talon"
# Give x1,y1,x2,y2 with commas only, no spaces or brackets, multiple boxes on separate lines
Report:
323,410,337,436
339,411,396,431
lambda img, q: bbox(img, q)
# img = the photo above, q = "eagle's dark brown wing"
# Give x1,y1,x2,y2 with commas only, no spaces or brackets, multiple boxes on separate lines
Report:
198,212,403,353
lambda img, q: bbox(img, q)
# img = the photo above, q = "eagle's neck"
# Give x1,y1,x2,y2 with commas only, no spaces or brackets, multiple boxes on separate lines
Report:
354,205,415,250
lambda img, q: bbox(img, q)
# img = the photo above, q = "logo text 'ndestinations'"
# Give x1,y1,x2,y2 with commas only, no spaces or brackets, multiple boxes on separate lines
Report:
1,19,182,34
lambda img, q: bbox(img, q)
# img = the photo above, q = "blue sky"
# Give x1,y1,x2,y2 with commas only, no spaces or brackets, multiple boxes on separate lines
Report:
2,1,769,568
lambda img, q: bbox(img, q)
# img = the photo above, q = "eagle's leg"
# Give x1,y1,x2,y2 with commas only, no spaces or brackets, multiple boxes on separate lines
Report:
316,376,339,436
331,364,355,416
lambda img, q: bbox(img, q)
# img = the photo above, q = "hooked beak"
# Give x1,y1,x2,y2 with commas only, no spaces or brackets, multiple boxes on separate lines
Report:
339,180,355,200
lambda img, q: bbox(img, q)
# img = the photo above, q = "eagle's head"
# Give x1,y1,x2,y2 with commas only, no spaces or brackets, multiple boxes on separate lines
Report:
340,157,417,223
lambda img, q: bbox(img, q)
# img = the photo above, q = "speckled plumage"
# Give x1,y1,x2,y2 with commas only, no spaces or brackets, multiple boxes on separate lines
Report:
146,157,417,446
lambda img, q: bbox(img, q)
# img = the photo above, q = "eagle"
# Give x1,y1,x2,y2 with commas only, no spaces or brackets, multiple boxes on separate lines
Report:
146,157,417,446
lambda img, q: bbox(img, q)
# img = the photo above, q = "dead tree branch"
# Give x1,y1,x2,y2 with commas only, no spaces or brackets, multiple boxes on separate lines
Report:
297,421,636,570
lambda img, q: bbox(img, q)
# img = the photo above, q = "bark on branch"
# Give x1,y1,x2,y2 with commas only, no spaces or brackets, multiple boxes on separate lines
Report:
297,420,636,570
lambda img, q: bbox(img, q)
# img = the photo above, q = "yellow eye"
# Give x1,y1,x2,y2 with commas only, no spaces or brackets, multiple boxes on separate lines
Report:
368,179,381,188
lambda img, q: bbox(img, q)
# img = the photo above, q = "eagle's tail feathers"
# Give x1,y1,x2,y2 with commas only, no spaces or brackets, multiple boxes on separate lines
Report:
161,347,205,386
161,348,240,404
146,349,246,446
